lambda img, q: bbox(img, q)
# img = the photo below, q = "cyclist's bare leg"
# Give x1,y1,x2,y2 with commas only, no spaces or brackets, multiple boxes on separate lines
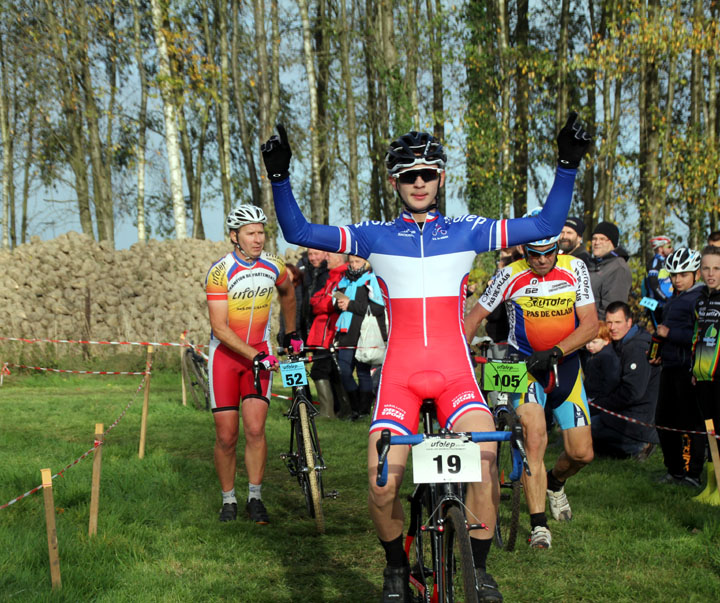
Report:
367,430,410,541
551,425,593,482
516,403,548,514
241,396,270,485
453,410,499,539
213,410,240,491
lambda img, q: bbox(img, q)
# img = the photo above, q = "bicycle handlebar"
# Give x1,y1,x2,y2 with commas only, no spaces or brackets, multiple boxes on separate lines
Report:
375,427,530,487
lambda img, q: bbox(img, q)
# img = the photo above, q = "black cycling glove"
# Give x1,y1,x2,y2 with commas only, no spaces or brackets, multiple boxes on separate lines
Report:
557,111,592,169
526,346,563,380
261,124,292,182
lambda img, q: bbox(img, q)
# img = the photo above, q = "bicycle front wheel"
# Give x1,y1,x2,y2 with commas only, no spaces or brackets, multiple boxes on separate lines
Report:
494,411,520,551
298,403,325,533
441,505,478,603
183,349,210,411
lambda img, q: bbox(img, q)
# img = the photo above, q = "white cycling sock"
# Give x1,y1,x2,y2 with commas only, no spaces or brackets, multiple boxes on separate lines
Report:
222,488,237,505
248,483,262,501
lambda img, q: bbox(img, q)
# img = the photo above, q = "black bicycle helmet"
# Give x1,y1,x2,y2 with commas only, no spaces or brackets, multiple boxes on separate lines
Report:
665,247,701,273
385,131,447,175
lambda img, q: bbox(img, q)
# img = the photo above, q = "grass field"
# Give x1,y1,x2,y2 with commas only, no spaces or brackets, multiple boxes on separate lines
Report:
1,370,720,602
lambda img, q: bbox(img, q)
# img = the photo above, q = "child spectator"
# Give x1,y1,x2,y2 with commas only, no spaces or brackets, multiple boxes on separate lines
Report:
692,246,720,442
583,321,620,399
651,248,705,487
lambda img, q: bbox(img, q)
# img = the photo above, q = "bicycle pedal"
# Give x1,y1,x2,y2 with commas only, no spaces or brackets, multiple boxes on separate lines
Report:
324,490,340,499
411,563,433,579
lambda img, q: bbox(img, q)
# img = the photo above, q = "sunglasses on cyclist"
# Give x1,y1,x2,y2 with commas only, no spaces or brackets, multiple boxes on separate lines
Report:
394,168,442,185
525,243,558,258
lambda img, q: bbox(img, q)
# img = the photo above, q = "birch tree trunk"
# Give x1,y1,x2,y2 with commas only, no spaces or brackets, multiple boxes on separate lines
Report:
0,29,12,250
150,0,187,239
131,0,148,243
555,0,570,133
495,0,512,217
215,1,233,216
231,0,261,208
340,0,360,223
513,0,529,218
427,0,445,213
297,0,324,223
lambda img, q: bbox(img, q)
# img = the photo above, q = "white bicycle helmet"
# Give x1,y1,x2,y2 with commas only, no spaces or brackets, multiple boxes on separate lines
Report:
523,207,561,246
226,204,267,230
665,247,701,273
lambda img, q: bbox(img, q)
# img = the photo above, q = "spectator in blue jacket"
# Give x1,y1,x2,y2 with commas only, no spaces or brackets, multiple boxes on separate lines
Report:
650,248,705,487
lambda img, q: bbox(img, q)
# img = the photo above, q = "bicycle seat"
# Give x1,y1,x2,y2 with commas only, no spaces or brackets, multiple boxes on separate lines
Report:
407,370,446,401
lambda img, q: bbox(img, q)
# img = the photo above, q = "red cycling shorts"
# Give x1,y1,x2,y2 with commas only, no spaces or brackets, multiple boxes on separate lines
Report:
369,341,491,436
208,339,271,412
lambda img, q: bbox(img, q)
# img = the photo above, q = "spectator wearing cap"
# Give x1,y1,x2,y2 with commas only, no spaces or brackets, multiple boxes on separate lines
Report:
644,236,674,323
559,217,591,265
586,221,632,320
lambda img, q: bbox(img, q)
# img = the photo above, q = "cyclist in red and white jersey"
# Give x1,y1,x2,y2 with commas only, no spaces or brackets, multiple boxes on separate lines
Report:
262,115,591,602
205,204,302,525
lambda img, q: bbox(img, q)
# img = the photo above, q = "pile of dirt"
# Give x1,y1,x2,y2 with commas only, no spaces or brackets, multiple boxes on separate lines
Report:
0,232,302,354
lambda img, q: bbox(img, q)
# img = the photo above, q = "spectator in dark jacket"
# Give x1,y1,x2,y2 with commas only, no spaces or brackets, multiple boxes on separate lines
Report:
301,249,330,335
586,221,632,320
591,301,660,459
559,216,591,265
277,263,305,351
332,256,387,419
582,321,620,399
651,248,705,487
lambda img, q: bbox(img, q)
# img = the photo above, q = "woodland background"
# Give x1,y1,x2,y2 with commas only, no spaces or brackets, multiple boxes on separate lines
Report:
1,0,719,264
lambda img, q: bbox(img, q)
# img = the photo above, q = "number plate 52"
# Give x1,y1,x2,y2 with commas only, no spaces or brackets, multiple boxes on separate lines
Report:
279,361,308,387
411,439,483,484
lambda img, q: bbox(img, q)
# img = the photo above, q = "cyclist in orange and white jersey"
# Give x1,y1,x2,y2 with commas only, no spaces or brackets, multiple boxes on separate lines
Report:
466,211,597,550
205,204,302,525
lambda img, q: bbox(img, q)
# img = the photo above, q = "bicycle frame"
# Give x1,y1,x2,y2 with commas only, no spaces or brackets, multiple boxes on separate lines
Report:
375,403,528,602
254,352,336,533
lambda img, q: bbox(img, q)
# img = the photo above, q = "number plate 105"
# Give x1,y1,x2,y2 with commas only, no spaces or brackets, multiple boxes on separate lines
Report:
411,439,483,484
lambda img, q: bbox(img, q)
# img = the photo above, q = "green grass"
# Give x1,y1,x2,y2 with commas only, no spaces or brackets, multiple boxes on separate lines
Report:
1,371,720,602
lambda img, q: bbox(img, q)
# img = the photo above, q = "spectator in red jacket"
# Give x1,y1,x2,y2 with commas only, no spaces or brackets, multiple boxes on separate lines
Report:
308,253,348,417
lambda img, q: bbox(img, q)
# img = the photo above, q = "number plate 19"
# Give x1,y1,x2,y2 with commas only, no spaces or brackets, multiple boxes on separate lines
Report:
411,439,483,484
279,361,308,387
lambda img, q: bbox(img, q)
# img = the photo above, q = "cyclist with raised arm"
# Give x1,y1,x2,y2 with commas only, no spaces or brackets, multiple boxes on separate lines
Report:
205,205,302,524
262,116,591,602
465,209,598,549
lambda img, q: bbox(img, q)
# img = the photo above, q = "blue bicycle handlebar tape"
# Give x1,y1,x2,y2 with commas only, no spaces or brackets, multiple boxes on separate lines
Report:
375,431,513,486
510,448,524,482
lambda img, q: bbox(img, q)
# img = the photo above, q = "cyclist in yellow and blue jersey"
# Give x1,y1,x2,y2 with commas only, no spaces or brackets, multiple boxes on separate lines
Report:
205,204,302,525
465,208,598,550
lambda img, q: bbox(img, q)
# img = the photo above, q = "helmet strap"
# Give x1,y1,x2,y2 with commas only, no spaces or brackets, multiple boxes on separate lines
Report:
230,230,260,262
233,241,260,261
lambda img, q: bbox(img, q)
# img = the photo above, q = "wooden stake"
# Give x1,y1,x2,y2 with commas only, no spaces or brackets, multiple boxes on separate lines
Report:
138,345,154,459
180,332,187,406
88,423,104,537
41,468,61,589
705,419,720,488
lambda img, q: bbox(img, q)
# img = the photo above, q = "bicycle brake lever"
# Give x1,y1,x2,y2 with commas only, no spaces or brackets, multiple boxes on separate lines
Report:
376,429,391,486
